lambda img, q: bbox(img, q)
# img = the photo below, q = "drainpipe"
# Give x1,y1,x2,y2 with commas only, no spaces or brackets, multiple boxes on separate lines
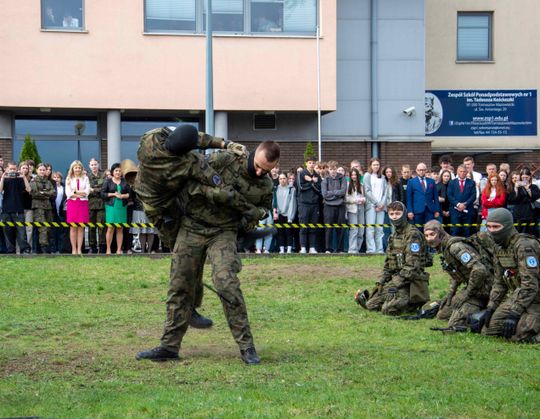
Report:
370,0,379,158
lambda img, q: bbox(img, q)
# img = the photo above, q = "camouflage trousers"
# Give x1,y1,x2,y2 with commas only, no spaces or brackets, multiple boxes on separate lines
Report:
482,294,540,343
33,208,53,248
88,209,105,248
437,290,488,327
366,278,421,316
160,227,253,352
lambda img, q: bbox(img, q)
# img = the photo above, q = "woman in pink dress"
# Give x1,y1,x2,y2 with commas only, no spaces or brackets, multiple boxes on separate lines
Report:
65,160,90,255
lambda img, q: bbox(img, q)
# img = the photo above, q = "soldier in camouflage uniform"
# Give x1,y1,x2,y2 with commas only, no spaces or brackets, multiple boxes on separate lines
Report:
355,201,430,315
136,134,279,364
87,158,106,253
30,163,56,253
134,125,250,249
134,125,253,329
477,208,540,343
423,220,494,328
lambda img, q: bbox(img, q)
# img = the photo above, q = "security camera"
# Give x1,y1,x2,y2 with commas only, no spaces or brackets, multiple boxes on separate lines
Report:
402,106,416,116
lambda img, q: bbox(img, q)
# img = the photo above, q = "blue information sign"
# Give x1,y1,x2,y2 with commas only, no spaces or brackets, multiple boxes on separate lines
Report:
425,90,537,136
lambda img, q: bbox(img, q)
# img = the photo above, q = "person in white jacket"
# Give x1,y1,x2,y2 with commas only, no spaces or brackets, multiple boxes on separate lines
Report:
345,168,366,253
273,173,297,253
363,158,390,254
65,160,90,255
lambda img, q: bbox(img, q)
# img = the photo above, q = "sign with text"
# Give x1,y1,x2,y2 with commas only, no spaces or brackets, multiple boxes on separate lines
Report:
425,90,537,136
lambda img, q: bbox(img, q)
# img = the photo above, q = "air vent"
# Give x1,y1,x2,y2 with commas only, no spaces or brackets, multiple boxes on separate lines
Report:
253,113,276,130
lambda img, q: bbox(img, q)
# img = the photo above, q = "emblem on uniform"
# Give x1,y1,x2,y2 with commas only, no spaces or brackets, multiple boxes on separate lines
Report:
212,175,222,186
410,243,420,252
460,252,471,263
526,256,538,268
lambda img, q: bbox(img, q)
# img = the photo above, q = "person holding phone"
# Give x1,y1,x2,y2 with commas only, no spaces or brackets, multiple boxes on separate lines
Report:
506,167,540,235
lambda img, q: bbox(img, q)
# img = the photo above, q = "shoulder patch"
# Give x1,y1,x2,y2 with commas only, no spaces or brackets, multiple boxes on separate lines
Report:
526,256,538,268
212,175,222,186
410,242,420,253
460,252,471,264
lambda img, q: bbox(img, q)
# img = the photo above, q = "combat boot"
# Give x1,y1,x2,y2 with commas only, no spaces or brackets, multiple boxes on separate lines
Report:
136,346,179,362
189,309,214,329
240,347,260,365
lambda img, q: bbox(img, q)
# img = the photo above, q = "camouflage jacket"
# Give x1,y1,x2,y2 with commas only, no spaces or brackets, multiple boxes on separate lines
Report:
380,223,428,284
488,233,540,314
440,234,493,300
88,171,106,210
180,150,273,232
30,176,56,210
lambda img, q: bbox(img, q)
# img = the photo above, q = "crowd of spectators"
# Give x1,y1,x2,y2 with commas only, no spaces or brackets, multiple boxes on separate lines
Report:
1,153,539,255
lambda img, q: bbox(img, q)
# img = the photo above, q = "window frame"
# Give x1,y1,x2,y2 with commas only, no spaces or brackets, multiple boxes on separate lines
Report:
143,0,318,37
456,11,494,63
41,0,86,32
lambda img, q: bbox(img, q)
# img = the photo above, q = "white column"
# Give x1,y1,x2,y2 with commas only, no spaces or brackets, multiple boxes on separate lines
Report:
214,111,228,141
107,110,121,165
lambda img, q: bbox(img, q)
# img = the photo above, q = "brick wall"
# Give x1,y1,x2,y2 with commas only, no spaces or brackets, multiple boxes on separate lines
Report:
432,152,540,174
243,140,431,172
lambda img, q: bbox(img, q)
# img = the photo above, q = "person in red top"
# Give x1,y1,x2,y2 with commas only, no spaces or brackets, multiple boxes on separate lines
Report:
480,173,506,231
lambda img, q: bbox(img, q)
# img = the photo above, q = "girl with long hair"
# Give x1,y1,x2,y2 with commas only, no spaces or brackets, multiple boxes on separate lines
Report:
345,168,366,253
480,173,506,231
65,160,90,255
363,158,388,254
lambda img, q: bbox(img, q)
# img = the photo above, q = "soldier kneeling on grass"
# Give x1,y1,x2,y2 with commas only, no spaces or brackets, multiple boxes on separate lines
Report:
355,201,430,315
473,208,540,343
423,220,495,329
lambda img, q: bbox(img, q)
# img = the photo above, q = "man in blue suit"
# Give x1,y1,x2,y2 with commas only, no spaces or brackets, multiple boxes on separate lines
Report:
447,164,477,237
406,162,440,230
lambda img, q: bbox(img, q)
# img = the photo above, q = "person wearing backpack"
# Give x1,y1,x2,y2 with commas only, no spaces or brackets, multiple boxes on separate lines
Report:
424,220,495,328
477,208,540,343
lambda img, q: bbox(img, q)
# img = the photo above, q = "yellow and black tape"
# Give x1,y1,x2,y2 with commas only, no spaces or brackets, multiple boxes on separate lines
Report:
0,221,537,229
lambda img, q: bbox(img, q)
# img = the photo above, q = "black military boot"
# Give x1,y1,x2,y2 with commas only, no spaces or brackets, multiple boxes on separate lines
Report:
136,346,179,362
189,309,213,329
240,347,260,365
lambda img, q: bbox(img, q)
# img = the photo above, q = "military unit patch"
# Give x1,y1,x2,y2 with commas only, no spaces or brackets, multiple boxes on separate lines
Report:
526,256,538,268
460,252,471,263
410,242,420,252
212,174,222,186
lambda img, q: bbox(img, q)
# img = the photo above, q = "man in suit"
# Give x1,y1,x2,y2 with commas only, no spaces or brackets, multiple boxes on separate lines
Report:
406,162,440,230
447,164,477,237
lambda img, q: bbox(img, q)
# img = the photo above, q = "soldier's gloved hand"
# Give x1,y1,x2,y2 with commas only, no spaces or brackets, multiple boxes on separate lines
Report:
243,207,267,222
502,312,520,339
224,140,247,157
385,287,398,302
477,308,494,331
205,186,235,205
375,280,386,294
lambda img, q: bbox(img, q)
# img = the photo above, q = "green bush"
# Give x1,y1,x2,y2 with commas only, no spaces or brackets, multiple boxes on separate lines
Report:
19,134,41,168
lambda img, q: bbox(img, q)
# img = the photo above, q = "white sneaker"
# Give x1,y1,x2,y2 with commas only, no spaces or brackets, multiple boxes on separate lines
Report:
325,250,331,254
309,248,318,254
300,247,307,254
287,246,293,254
255,249,262,254
263,250,270,254
279,247,285,254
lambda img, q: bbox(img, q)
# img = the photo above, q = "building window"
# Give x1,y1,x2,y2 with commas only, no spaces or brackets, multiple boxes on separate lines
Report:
144,0,317,35
457,12,493,61
145,0,196,33
14,119,98,175
204,0,244,32
42,0,84,30
251,0,316,34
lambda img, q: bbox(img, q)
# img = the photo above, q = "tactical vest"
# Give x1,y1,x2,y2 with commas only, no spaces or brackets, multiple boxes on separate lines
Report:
442,234,495,283
496,234,539,291
386,225,429,271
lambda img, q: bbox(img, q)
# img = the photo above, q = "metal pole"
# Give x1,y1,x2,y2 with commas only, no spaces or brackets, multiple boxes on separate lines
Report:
316,2,322,160
370,0,379,158
205,0,214,135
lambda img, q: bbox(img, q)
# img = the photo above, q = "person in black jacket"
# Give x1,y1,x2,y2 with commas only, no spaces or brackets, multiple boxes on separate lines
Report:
50,171,68,253
506,167,540,236
101,163,131,254
437,169,452,232
297,156,322,254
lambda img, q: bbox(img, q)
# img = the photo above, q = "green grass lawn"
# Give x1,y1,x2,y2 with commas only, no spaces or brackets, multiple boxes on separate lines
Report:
0,255,538,418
